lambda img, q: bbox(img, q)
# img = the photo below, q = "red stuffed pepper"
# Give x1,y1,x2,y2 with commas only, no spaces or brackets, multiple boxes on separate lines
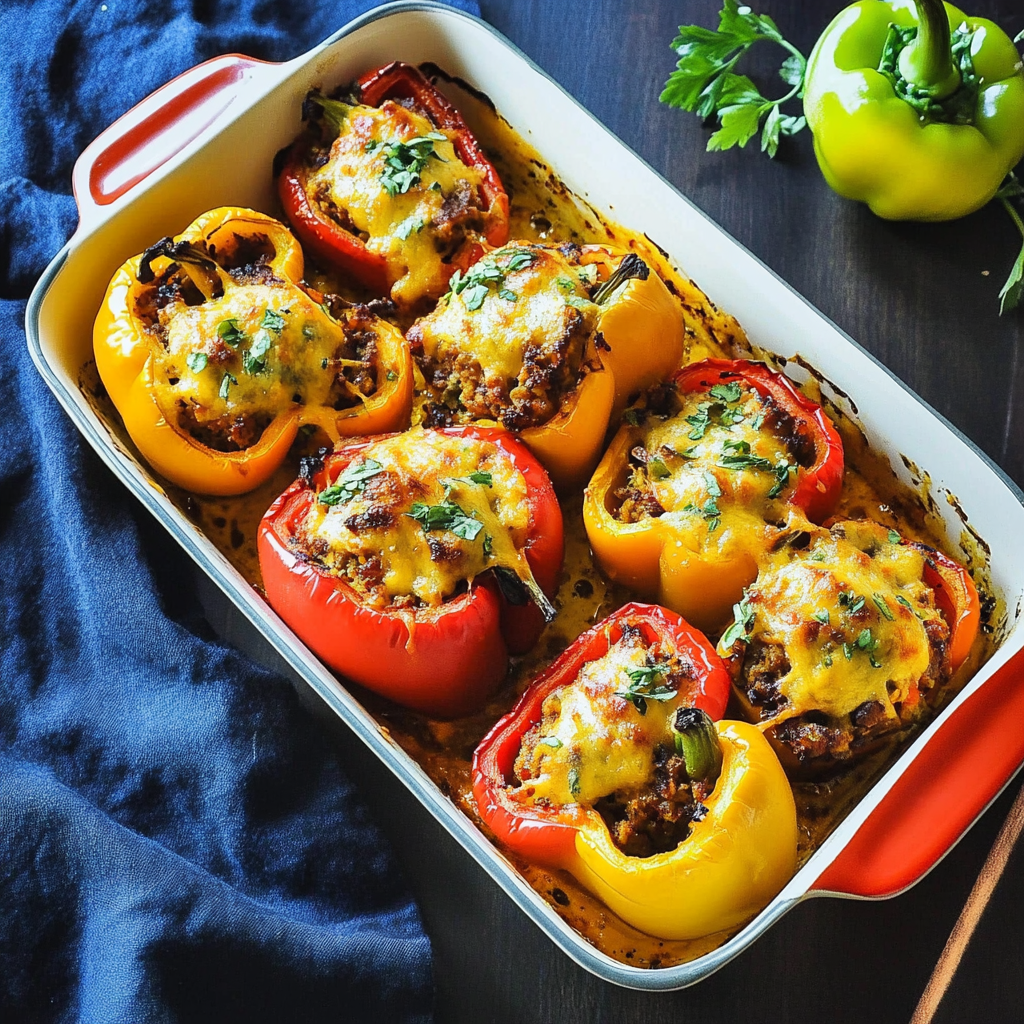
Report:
584,359,844,631
277,61,509,307
257,426,562,717
472,603,796,939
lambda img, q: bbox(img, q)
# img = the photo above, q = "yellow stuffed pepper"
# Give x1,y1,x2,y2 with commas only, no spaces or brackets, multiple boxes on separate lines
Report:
472,603,797,940
409,242,683,489
93,207,412,495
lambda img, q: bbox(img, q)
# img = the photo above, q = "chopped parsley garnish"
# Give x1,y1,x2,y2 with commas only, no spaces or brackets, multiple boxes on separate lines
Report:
261,308,286,333
218,372,237,400
686,402,713,440
822,652,833,668
717,439,774,472
681,498,721,532
842,642,853,661
374,132,447,196
318,458,384,506
539,736,563,749
873,594,894,621
446,248,535,311
395,215,425,240
482,533,493,558
721,594,755,648
888,529,902,544
386,370,398,381
407,498,484,541
567,766,581,798
565,294,593,311
837,590,865,615
648,456,671,480
614,662,677,716
709,382,742,403
466,470,493,486
703,471,722,497
242,329,274,376
767,461,797,499
217,318,245,347
896,595,914,611
813,609,830,625
186,352,208,373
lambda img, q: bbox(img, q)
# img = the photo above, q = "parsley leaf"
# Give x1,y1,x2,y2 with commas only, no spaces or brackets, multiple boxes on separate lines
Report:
407,499,484,541
261,308,286,333
318,458,384,506
242,328,274,376
567,767,581,798
873,594,894,621
648,456,671,480
395,215,425,240
661,0,807,159
996,174,1024,315
813,609,830,625
218,372,237,400
446,248,536,311
614,662,677,716
217,318,245,348
686,402,714,440
539,736,562,749
888,529,902,544
373,132,447,196
709,381,742,403
721,594,755,648
186,352,208,373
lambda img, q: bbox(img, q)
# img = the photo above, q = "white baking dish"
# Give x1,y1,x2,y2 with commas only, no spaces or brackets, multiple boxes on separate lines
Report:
26,0,1024,990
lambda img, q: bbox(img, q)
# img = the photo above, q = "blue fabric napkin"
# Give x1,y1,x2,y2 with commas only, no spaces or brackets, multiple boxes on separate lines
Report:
1,1,477,1019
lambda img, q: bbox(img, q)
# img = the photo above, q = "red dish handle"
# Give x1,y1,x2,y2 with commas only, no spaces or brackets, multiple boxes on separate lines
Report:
72,53,272,214
812,644,1024,897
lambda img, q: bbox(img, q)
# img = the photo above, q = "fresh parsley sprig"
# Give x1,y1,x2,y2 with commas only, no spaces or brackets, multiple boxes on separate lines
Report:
660,0,807,157
614,663,677,716
997,172,1024,315
318,458,384,506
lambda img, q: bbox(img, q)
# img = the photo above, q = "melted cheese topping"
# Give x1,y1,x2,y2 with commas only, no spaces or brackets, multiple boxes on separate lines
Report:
295,429,531,607
632,385,805,554
731,521,943,726
514,639,688,807
416,244,598,389
309,101,486,305
152,280,343,427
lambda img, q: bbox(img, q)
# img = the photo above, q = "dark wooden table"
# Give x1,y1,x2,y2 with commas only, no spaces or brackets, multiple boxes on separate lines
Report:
207,1,1024,1020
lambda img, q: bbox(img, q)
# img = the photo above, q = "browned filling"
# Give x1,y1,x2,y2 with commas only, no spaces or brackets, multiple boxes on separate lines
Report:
737,614,952,770
614,383,818,524
410,309,592,433
324,304,383,411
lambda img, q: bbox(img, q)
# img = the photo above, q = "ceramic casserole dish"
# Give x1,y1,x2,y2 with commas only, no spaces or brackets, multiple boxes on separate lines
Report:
25,0,1024,991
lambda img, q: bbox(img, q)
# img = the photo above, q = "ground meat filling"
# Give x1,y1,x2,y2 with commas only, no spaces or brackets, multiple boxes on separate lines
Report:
410,307,592,433
594,748,707,858
736,589,952,770
614,383,816,524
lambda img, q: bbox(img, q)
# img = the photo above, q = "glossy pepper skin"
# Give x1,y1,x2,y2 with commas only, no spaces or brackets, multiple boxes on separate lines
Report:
918,543,980,673
804,0,1024,221
277,61,510,298
257,426,563,718
471,603,796,940
93,207,413,496
583,359,844,632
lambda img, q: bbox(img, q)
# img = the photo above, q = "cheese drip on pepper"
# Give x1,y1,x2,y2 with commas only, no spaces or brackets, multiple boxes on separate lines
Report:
727,521,944,728
513,636,698,807
152,282,344,429
629,384,805,551
295,430,533,608
309,101,485,305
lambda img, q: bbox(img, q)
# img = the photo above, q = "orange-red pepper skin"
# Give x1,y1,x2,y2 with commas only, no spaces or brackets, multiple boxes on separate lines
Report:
93,207,412,497
472,603,796,939
584,359,844,631
258,427,563,718
277,61,509,300
916,543,980,673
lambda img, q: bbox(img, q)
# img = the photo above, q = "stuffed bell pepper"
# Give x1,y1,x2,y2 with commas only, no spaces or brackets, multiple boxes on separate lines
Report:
584,359,844,632
718,519,980,774
410,242,685,489
257,426,563,717
472,603,797,940
277,61,510,307
93,207,412,495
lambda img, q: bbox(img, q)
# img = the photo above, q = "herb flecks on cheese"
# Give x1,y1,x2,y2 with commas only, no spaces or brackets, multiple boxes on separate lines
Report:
723,520,945,727
294,429,537,609
309,100,487,305
512,632,700,808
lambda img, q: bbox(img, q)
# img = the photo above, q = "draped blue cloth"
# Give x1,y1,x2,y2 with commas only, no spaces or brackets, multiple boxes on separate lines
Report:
1,1,476,1019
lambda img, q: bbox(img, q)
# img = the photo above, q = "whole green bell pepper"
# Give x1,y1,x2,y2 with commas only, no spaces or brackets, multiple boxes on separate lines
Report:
803,0,1024,221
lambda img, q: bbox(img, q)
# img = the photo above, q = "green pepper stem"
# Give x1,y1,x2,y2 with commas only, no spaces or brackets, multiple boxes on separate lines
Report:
672,707,723,786
899,0,961,99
